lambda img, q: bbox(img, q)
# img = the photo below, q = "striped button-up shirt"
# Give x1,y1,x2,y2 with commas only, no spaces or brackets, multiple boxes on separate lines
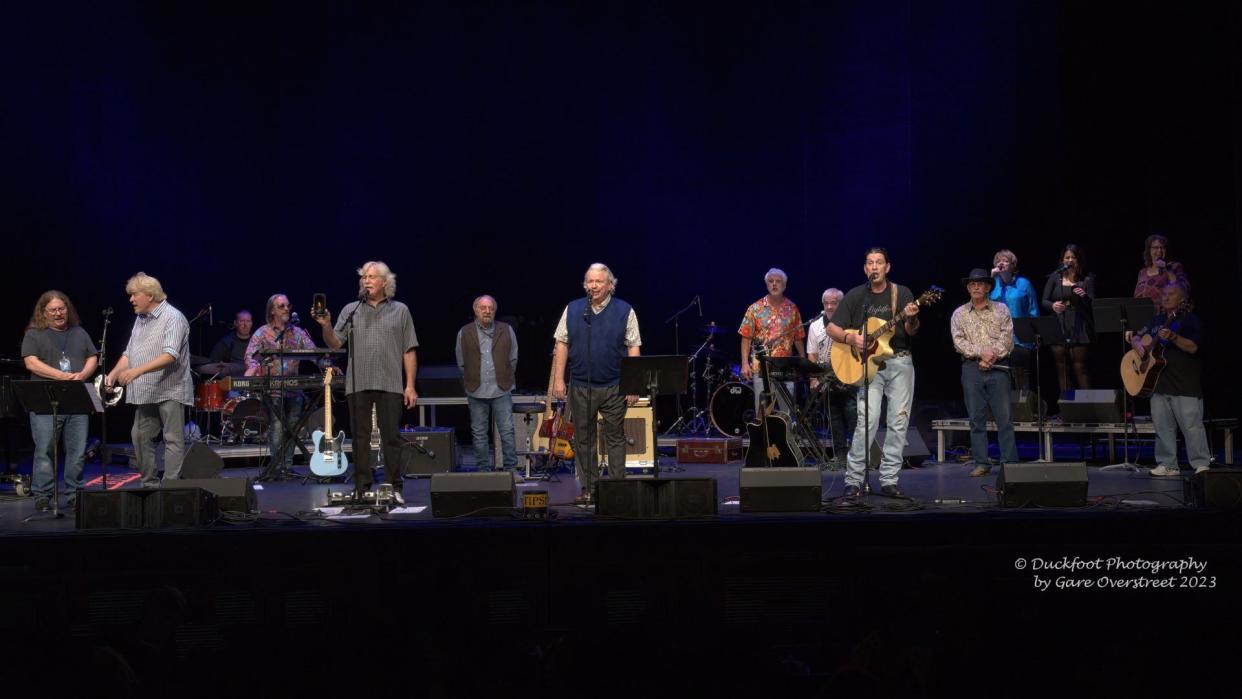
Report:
123,300,193,406
950,300,1014,360
334,298,419,395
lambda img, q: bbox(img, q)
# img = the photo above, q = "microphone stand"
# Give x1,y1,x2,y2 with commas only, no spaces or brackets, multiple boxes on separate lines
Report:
339,293,365,485
664,296,699,424
583,297,594,484
96,309,113,489
859,320,873,495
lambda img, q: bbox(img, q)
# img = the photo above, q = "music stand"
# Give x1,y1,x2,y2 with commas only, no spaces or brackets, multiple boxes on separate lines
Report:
13,380,103,522
1094,298,1156,471
619,355,688,479
1012,316,1063,462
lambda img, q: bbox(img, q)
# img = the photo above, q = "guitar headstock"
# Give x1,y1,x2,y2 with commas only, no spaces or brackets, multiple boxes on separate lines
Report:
918,286,944,307
323,366,334,386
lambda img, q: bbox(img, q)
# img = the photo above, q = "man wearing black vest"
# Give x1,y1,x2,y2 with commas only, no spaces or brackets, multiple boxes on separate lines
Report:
456,295,519,471
551,263,642,505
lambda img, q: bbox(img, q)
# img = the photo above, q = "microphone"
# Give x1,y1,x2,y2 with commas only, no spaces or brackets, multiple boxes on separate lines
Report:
209,304,213,327
868,272,879,281
102,307,113,317
933,498,969,505
290,312,301,327
358,289,368,303
1054,262,1072,274
695,295,703,316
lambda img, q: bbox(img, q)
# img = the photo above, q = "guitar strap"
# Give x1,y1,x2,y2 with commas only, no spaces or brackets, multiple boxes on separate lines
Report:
890,283,898,320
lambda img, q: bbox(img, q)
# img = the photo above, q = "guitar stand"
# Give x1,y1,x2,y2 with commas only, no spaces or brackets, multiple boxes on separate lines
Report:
253,385,325,484
768,379,828,467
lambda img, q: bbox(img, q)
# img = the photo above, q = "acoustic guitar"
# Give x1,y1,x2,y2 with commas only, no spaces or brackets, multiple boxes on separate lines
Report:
744,348,798,468
1120,305,1185,398
829,286,943,386
309,366,349,477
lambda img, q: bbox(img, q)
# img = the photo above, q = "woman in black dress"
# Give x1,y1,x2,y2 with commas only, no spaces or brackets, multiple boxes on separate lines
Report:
1042,244,1095,392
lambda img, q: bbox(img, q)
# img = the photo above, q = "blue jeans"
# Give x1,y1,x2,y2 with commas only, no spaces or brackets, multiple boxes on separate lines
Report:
268,393,306,471
30,413,89,499
1151,393,1211,470
961,361,1018,466
846,355,914,488
467,392,516,471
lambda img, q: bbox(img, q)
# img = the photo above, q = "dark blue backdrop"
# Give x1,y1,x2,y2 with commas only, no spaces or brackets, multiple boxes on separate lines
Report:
3,1,1239,419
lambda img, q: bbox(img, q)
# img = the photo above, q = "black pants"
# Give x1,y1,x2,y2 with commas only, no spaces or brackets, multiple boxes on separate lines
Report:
347,390,404,490
569,384,628,494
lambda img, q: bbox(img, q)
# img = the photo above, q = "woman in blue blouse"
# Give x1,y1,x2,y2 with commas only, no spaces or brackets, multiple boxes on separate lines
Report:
989,249,1039,389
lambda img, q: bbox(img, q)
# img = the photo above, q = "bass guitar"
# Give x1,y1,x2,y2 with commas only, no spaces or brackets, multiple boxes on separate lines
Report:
1120,305,1185,397
829,286,943,386
309,366,349,477
744,348,799,468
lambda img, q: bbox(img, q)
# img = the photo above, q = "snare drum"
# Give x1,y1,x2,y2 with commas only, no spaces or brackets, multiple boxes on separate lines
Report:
194,380,228,411
709,382,756,437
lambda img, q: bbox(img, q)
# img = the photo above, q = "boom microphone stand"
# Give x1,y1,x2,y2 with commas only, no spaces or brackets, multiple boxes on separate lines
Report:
96,307,113,489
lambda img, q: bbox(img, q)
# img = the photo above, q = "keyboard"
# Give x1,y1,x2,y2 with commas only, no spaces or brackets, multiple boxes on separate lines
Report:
225,376,345,391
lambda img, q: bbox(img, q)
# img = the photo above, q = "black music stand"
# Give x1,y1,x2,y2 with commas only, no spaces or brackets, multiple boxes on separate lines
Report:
13,380,102,522
1013,316,1063,462
1095,298,1155,471
618,355,688,479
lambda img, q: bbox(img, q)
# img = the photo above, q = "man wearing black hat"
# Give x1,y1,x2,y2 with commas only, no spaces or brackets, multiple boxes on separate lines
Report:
950,268,1017,476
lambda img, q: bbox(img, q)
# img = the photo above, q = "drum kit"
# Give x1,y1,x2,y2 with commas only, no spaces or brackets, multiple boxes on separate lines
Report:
192,376,267,445
667,322,758,437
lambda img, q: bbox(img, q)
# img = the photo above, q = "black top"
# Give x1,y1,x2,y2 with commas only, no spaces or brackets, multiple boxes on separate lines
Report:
834,282,916,353
1146,311,1202,398
209,333,249,364
1041,273,1095,345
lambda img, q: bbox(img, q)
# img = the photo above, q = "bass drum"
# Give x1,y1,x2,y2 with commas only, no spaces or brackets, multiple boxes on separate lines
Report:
709,382,756,437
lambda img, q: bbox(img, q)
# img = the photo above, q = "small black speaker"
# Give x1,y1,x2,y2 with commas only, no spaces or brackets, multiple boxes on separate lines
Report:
867,427,931,469
997,462,1088,507
596,478,718,518
739,467,822,512
76,490,146,529
430,471,514,517
181,442,225,479
399,428,457,476
143,487,219,528
1058,389,1122,423
1185,468,1242,508
175,478,257,513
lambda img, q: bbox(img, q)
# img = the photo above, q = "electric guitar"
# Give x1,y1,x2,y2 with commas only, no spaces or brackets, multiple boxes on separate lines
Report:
535,350,575,461
309,366,349,477
1120,305,1186,397
829,286,943,386
744,348,798,468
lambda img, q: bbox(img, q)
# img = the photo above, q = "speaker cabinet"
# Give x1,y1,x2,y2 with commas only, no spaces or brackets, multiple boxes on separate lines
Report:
1058,389,1122,423
739,467,822,512
1186,468,1242,508
596,478,717,518
400,428,457,476
181,442,225,479
997,462,1088,507
597,402,656,469
175,477,257,513
430,471,514,517
142,487,219,528
76,490,146,529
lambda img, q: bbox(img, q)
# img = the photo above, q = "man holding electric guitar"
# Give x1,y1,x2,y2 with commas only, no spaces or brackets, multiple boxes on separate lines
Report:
828,248,926,498
1123,284,1209,477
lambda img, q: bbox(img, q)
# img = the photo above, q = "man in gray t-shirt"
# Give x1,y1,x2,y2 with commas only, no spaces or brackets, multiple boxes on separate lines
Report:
316,261,418,500
20,291,99,510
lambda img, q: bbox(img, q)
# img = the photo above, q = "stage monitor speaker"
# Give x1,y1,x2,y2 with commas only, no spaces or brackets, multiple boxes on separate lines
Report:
596,478,718,518
175,477,257,513
181,442,225,479
1185,468,1242,509
400,428,457,476
867,428,931,469
739,467,822,512
143,487,219,528
76,490,146,529
597,401,656,468
997,462,1088,507
415,365,464,398
1058,389,1122,423
987,389,1045,422
430,471,514,517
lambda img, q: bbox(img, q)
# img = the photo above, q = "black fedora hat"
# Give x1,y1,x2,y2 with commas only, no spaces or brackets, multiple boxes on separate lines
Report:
961,268,994,287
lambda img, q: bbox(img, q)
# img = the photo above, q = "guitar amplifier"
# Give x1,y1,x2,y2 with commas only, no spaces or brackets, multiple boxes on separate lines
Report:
597,401,655,469
399,427,457,475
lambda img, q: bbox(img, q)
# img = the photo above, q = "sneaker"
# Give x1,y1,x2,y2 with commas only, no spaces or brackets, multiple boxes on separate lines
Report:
880,485,903,498
969,465,990,477
842,484,861,498
34,497,50,511
1149,465,1182,477
1194,465,1210,475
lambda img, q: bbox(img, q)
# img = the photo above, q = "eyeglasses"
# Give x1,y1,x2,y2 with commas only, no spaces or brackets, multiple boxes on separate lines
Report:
274,303,290,308
45,308,67,315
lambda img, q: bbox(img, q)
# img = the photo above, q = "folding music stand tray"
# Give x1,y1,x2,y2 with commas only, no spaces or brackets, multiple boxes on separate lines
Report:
1094,298,1156,470
1012,316,1065,462
619,356,688,479
13,380,103,521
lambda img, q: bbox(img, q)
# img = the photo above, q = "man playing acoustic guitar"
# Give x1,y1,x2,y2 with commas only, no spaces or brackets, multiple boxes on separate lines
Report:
828,248,921,498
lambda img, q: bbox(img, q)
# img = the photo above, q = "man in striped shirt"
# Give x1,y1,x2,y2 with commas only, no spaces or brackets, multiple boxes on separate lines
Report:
106,272,194,486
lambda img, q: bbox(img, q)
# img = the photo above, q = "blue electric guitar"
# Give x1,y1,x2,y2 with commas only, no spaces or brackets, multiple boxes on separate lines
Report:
309,366,349,477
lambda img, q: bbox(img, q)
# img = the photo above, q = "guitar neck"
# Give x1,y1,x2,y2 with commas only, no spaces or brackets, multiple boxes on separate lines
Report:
323,369,333,433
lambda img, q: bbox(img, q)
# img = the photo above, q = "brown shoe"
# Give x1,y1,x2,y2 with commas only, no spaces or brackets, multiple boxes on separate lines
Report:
969,466,990,477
